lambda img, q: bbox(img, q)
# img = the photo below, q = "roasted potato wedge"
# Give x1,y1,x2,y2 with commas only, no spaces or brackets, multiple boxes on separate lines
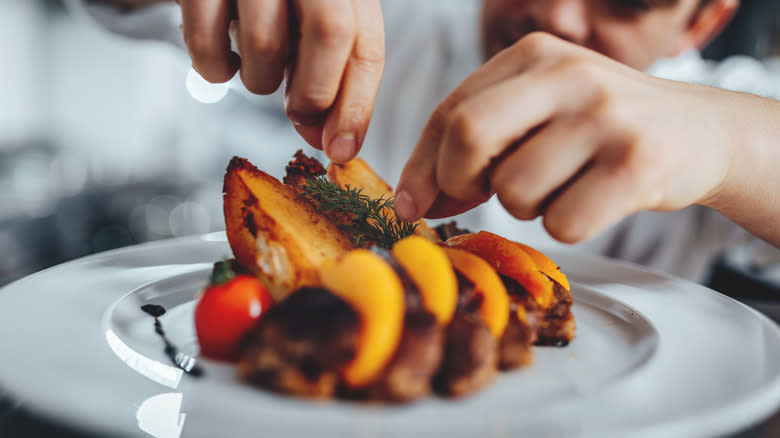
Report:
223,157,353,300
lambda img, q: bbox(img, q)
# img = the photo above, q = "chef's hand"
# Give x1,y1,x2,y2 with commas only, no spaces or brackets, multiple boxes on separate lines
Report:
178,0,384,162
395,32,780,247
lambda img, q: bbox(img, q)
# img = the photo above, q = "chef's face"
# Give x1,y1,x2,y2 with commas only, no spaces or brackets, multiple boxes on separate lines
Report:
481,0,732,71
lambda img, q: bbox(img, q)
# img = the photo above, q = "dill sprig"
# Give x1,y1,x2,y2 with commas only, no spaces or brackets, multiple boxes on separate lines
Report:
301,176,418,249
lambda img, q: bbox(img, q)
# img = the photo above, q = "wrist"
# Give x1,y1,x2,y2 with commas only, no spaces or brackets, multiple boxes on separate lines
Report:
700,90,780,245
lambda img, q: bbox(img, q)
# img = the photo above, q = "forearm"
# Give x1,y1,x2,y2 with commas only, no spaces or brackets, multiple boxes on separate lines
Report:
702,89,780,247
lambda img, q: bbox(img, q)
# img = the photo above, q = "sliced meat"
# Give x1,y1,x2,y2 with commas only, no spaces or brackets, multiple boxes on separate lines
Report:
435,311,497,397
537,307,577,347
362,310,444,402
495,275,540,369
435,271,499,396
435,221,472,241
546,279,574,318
500,275,575,347
498,309,537,369
454,270,479,312
536,280,576,345
238,287,359,399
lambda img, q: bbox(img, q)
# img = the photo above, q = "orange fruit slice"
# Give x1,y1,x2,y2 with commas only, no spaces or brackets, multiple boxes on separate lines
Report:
442,247,510,338
319,250,404,388
446,231,556,309
513,242,569,290
392,236,457,325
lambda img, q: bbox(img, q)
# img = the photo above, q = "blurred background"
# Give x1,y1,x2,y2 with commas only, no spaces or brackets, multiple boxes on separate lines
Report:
0,0,779,436
1,0,778,298
0,0,306,290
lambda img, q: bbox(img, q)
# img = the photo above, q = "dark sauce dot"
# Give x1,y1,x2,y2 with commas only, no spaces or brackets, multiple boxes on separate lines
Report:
141,304,167,318
140,304,203,377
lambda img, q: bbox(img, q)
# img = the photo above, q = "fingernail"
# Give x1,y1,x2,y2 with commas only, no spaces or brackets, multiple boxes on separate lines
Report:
288,111,325,126
328,133,357,162
394,190,417,221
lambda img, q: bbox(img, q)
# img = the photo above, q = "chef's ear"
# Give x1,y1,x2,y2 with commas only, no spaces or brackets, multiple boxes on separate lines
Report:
671,0,738,55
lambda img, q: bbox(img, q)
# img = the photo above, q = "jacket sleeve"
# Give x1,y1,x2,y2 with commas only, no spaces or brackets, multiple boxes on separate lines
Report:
63,0,185,48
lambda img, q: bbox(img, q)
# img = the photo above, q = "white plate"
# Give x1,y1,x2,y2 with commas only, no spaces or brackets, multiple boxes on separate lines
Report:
0,233,779,438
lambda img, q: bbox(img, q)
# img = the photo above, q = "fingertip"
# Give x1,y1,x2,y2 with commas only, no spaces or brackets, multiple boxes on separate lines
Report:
192,57,239,84
541,209,590,245
393,189,418,222
423,195,483,219
326,132,358,163
288,110,327,127
292,123,325,150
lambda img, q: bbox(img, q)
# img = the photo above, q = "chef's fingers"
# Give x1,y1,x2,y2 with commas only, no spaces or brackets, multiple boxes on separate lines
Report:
491,116,603,221
180,0,239,83
433,32,567,114
541,143,651,244
292,123,325,151
321,0,384,162
236,0,288,94
286,0,356,126
434,65,599,204
394,106,448,222
395,103,495,221
285,54,327,149
395,33,584,221
423,195,484,220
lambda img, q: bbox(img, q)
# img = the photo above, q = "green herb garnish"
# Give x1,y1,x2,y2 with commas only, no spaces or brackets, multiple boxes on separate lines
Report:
301,176,418,249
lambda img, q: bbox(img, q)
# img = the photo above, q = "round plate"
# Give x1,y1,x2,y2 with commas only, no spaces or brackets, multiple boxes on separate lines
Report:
0,233,778,438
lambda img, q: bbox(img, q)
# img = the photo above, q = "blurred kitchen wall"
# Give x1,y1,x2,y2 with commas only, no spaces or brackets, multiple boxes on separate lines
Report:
0,0,302,286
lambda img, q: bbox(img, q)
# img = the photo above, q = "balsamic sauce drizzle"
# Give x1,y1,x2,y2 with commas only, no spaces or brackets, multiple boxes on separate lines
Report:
140,304,204,377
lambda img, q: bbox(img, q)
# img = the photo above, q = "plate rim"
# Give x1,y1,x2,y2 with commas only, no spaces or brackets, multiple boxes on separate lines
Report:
0,233,778,438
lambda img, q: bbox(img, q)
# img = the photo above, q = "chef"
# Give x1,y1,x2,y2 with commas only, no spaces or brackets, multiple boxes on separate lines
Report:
68,0,779,284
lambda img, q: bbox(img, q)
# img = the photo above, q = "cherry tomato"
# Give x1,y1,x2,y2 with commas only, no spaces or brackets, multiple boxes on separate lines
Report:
195,262,274,361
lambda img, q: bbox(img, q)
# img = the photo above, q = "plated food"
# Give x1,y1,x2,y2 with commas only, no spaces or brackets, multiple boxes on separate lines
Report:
197,151,575,402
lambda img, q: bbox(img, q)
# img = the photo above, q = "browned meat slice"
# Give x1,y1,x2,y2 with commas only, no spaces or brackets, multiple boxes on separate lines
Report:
362,310,444,402
435,221,472,241
454,270,479,311
238,287,359,399
498,309,537,369
501,275,575,347
435,311,497,397
546,280,574,318
537,311,576,347
537,281,576,346
434,272,498,396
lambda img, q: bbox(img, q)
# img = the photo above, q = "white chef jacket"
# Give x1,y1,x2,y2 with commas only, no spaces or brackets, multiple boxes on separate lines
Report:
67,0,780,283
